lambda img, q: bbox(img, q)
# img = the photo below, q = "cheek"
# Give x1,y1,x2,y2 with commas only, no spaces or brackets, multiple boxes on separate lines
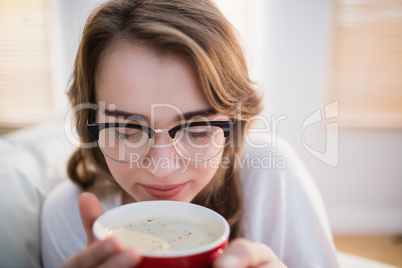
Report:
189,155,223,186
105,158,138,185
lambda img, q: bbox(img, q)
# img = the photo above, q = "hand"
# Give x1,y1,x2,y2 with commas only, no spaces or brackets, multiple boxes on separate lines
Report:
213,238,287,268
62,192,142,268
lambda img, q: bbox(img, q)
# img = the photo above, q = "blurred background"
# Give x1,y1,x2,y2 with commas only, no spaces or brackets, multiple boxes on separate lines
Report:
0,0,401,266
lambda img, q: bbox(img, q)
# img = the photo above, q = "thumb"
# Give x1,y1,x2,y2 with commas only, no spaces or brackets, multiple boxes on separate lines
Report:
78,192,104,246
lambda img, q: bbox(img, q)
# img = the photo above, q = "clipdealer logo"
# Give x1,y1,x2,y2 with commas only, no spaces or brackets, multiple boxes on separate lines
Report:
301,100,339,167
64,101,339,168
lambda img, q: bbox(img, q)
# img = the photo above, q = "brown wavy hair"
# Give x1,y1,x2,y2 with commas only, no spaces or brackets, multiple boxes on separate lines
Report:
67,0,263,240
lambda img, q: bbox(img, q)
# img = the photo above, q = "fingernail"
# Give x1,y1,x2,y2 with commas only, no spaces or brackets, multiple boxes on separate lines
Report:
219,255,240,268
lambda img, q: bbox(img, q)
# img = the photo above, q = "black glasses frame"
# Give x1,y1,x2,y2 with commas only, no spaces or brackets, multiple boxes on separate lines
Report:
87,121,235,141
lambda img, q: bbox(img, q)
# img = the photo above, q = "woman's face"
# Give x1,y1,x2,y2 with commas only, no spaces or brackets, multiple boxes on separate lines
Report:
95,41,225,203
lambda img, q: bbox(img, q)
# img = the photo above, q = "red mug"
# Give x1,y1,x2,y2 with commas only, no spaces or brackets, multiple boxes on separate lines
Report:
93,200,230,268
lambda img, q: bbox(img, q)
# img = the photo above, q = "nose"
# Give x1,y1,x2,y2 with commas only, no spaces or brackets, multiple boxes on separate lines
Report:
143,132,182,177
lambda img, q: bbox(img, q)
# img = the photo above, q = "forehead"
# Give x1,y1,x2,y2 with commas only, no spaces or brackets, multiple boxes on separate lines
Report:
95,41,211,125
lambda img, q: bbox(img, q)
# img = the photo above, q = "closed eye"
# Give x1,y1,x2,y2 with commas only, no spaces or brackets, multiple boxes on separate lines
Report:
114,130,143,141
185,130,211,139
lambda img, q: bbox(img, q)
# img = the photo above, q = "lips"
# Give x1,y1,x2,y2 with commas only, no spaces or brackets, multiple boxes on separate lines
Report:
141,183,187,199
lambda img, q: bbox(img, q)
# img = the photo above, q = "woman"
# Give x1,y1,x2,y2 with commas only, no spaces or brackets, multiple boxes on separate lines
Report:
41,0,339,267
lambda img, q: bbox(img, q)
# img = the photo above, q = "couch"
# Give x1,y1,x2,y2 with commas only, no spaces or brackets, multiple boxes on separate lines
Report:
0,122,74,268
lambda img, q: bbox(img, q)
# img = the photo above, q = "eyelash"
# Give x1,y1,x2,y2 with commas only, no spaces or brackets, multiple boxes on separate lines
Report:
115,131,142,140
185,130,211,139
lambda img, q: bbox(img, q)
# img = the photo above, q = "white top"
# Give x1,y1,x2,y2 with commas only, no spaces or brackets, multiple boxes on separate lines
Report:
41,135,340,268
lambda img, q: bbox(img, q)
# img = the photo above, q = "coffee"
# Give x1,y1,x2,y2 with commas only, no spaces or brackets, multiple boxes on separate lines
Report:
104,216,219,253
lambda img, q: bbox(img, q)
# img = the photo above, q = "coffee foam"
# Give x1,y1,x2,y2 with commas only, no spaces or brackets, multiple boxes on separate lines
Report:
105,216,219,253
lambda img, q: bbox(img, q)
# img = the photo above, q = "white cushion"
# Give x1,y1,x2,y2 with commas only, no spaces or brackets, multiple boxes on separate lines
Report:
0,121,75,268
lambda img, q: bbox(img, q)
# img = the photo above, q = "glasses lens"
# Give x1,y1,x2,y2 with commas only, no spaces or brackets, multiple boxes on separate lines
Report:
98,127,150,162
173,125,225,162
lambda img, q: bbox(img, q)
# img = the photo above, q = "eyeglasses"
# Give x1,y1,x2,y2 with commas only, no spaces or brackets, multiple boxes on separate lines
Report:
87,121,235,163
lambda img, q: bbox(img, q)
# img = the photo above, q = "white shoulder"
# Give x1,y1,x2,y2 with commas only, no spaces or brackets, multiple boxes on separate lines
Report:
41,180,86,268
41,179,123,268
238,133,339,267
238,133,308,193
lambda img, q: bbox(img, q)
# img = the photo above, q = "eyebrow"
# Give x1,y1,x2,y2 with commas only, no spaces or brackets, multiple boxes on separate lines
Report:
104,107,217,122
104,109,149,121
180,108,217,121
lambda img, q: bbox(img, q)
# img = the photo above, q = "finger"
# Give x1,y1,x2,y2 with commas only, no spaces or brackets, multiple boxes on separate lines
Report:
63,237,121,268
213,238,285,268
97,248,142,268
78,192,104,245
